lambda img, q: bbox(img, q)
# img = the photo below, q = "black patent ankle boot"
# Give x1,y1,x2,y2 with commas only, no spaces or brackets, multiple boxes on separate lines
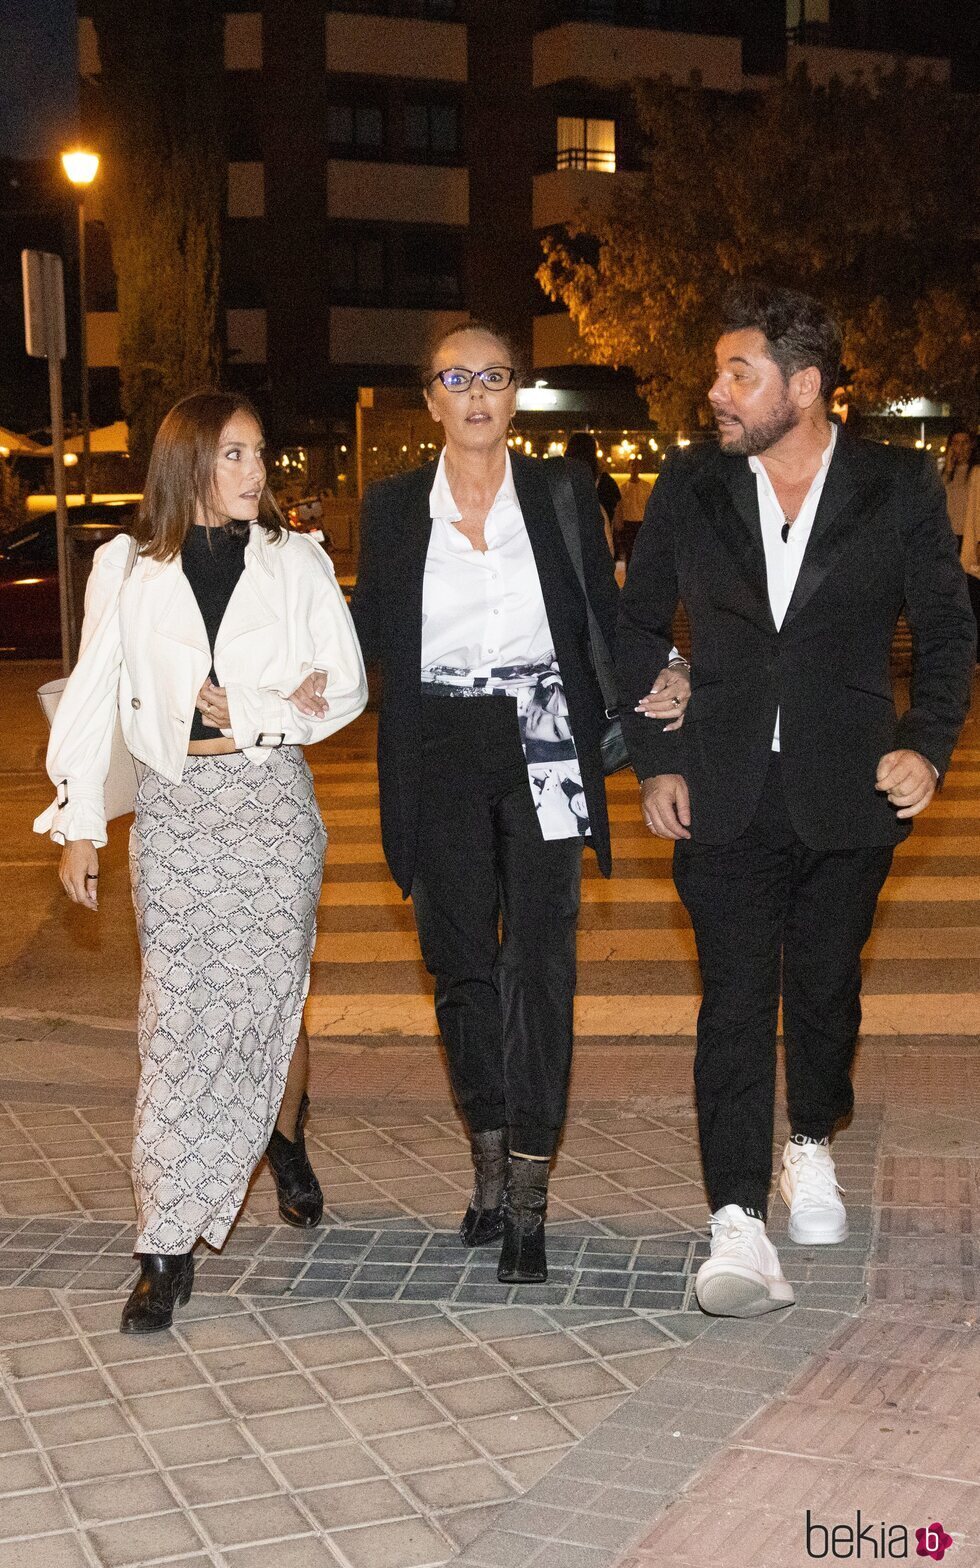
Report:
266,1092,324,1228
120,1252,194,1335
459,1128,508,1247
497,1155,550,1284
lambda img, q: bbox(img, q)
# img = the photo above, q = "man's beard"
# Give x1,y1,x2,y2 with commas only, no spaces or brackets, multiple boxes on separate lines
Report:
715,395,800,457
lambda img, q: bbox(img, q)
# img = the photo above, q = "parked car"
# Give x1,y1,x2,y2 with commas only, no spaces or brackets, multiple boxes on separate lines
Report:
0,501,136,659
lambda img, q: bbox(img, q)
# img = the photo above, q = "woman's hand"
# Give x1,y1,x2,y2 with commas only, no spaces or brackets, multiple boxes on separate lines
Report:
196,679,231,729
287,670,329,719
635,665,691,733
60,839,100,910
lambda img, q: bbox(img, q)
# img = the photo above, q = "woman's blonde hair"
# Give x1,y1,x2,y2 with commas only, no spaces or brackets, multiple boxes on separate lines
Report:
421,319,525,389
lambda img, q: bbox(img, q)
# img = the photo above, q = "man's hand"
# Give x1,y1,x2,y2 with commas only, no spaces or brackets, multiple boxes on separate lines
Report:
60,839,99,910
876,750,937,819
641,774,691,839
287,670,329,719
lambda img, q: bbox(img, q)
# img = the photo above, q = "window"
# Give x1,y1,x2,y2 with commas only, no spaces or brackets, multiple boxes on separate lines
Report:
400,231,461,306
552,1,735,24
223,235,266,310
329,234,387,304
328,103,385,154
556,117,616,173
404,102,459,159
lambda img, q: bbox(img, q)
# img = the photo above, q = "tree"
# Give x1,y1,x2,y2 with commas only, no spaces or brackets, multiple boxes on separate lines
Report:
87,1,225,474
538,67,980,431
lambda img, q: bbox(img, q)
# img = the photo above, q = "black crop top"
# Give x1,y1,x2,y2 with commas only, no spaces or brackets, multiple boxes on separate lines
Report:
181,523,248,740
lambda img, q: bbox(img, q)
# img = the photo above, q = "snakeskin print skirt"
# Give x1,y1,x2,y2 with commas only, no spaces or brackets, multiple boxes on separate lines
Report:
129,748,326,1254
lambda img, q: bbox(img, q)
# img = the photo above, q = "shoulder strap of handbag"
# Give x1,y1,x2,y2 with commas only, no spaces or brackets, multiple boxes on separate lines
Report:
544,460,618,716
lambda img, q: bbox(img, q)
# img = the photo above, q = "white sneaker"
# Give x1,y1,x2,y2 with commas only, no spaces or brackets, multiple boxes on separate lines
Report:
779,1139,848,1245
695,1205,795,1317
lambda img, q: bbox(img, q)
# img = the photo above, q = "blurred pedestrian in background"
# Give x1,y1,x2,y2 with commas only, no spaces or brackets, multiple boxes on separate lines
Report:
564,431,617,555
612,456,653,566
951,430,980,663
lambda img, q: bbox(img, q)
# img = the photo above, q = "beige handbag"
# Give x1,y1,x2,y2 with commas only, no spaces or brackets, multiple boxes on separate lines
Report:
37,536,145,824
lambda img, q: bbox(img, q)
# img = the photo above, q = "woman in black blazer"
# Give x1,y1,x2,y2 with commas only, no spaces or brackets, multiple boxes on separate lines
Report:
351,322,689,1283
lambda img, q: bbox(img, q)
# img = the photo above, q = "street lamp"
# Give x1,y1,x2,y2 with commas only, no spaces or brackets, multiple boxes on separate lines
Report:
61,149,100,505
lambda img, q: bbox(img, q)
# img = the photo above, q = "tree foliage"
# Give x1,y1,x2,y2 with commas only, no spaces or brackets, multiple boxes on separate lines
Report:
538,67,979,430
87,1,224,474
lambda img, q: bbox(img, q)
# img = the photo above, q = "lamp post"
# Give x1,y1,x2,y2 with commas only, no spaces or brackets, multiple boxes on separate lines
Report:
61,150,100,506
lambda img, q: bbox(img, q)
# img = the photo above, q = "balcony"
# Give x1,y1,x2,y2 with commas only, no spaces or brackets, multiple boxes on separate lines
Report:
329,306,467,367
534,20,742,89
327,160,468,224
786,40,950,85
325,12,467,81
533,168,638,229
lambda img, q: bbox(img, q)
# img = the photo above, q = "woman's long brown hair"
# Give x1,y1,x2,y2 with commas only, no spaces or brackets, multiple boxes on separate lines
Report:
133,391,285,561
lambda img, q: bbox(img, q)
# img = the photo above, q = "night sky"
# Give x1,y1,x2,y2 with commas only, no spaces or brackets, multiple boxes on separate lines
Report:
0,0,78,159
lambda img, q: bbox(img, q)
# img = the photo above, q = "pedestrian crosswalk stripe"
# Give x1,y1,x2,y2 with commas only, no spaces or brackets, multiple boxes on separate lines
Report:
311,927,980,965
322,875,980,906
322,836,980,865
310,716,980,1039
319,800,980,827
305,993,980,1038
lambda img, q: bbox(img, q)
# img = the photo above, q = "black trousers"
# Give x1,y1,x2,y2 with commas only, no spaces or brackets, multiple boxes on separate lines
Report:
674,756,893,1217
410,695,583,1157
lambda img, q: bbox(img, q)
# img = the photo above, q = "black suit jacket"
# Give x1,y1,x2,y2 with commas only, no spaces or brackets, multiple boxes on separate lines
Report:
351,453,619,894
617,430,975,851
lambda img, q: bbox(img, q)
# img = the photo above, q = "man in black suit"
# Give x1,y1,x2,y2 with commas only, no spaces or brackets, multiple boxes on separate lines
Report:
617,284,974,1318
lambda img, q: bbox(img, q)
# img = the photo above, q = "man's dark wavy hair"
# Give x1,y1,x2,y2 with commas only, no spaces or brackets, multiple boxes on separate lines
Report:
721,284,843,402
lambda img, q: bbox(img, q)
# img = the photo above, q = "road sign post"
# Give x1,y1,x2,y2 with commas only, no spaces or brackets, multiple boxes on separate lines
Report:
22,249,74,674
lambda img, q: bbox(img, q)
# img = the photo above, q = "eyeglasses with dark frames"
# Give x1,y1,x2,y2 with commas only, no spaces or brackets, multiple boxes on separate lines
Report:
428,366,516,393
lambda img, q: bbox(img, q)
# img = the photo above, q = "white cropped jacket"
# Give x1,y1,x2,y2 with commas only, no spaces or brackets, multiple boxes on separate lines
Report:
35,524,369,848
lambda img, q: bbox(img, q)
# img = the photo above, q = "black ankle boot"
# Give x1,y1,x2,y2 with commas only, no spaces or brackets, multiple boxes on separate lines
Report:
497,1155,550,1284
120,1253,194,1334
459,1128,508,1247
266,1092,324,1228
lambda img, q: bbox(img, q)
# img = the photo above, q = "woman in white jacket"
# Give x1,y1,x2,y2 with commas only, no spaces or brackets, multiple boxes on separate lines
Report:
35,391,368,1334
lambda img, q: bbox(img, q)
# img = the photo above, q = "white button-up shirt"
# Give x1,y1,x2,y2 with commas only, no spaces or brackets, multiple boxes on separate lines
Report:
750,424,837,749
420,448,555,676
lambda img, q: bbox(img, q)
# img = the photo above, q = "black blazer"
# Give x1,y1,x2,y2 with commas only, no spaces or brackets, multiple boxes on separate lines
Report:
351,453,619,894
616,429,975,852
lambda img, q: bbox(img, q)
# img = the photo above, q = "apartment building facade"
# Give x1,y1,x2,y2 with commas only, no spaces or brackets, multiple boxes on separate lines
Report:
77,1,973,474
